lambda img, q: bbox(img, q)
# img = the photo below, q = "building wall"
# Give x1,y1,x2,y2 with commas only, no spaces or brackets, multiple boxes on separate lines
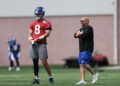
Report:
0,15,114,66
118,0,120,64
0,0,114,17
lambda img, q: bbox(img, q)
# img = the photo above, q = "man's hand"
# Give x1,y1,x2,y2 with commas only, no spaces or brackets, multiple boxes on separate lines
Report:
34,38,39,42
34,35,45,42
29,39,35,44
29,36,34,44
76,31,83,37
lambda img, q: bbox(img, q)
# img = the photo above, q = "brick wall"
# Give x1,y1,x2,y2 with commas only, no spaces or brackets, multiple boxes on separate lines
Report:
118,0,120,64
0,15,114,66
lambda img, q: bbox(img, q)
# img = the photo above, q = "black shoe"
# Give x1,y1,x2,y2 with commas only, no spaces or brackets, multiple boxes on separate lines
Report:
32,80,39,84
49,77,54,84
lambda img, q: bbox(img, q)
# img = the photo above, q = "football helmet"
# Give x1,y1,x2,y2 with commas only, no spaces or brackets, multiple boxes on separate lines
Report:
8,39,12,44
34,7,45,20
11,37,16,44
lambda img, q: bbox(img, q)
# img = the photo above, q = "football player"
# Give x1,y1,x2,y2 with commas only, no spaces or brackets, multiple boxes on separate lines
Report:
28,6,54,84
8,38,20,71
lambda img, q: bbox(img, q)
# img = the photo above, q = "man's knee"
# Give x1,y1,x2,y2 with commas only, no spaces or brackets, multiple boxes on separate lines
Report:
41,60,47,65
80,64,84,67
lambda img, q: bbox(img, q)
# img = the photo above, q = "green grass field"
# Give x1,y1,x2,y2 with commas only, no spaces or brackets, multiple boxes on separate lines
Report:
0,65,120,86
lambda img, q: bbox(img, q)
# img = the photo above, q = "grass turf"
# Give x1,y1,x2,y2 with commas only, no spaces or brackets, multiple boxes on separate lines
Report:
0,65,120,86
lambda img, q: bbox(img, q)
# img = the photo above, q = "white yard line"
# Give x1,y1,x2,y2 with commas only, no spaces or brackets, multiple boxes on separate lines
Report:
0,83,29,85
100,65,120,70
0,82,120,85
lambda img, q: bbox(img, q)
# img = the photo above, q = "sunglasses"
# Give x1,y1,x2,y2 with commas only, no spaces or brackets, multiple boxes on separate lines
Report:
80,20,85,22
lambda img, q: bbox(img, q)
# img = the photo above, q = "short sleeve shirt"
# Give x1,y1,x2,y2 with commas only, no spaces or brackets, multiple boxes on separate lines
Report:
29,19,51,43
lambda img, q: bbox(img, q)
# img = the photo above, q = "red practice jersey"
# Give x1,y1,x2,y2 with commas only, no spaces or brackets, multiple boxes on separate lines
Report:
29,19,52,43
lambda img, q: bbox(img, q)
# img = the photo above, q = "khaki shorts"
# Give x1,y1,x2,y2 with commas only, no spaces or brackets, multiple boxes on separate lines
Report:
30,43,48,59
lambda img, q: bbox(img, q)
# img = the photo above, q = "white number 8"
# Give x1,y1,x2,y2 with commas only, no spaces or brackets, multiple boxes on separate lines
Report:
35,25,40,34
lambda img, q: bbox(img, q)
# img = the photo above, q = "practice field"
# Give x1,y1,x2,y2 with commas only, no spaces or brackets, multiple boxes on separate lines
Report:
0,65,120,86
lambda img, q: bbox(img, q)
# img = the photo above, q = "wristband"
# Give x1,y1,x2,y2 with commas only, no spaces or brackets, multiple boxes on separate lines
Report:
31,40,34,44
39,35,44,40
29,37,33,40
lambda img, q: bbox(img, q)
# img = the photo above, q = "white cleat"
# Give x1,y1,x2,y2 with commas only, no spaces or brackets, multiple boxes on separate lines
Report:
8,67,14,71
91,73,99,84
76,80,87,85
16,67,20,71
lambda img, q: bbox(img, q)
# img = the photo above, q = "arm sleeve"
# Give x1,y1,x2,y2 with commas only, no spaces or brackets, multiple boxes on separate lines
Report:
29,22,34,30
44,20,52,30
80,27,93,38
74,33,78,38
9,44,13,52
45,27,52,30
18,43,20,52
74,29,81,38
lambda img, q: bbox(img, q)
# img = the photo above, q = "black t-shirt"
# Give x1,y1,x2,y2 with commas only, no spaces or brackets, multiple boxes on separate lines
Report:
74,25,94,52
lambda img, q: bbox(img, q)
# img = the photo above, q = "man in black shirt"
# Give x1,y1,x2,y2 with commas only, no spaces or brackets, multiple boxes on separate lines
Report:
74,17,99,84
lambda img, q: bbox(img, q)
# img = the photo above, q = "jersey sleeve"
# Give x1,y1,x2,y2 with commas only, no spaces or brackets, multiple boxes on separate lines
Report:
17,43,20,51
43,20,52,30
80,26,93,38
17,43,20,47
29,21,34,30
9,44,13,52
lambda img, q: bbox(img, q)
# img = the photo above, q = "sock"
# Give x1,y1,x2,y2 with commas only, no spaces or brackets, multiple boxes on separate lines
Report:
49,76,53,78
35,78,39,81
81,80,85,82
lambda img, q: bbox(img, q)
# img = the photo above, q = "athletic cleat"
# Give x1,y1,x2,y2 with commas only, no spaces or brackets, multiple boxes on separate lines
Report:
49,77,54,84
76,80,87,85
32,79,39,84
8,67,14,71
91,73,99,84
16,67,20,71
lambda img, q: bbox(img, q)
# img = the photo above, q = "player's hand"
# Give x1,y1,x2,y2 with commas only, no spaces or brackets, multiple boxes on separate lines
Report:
29,40,35,44
34,38,39,42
